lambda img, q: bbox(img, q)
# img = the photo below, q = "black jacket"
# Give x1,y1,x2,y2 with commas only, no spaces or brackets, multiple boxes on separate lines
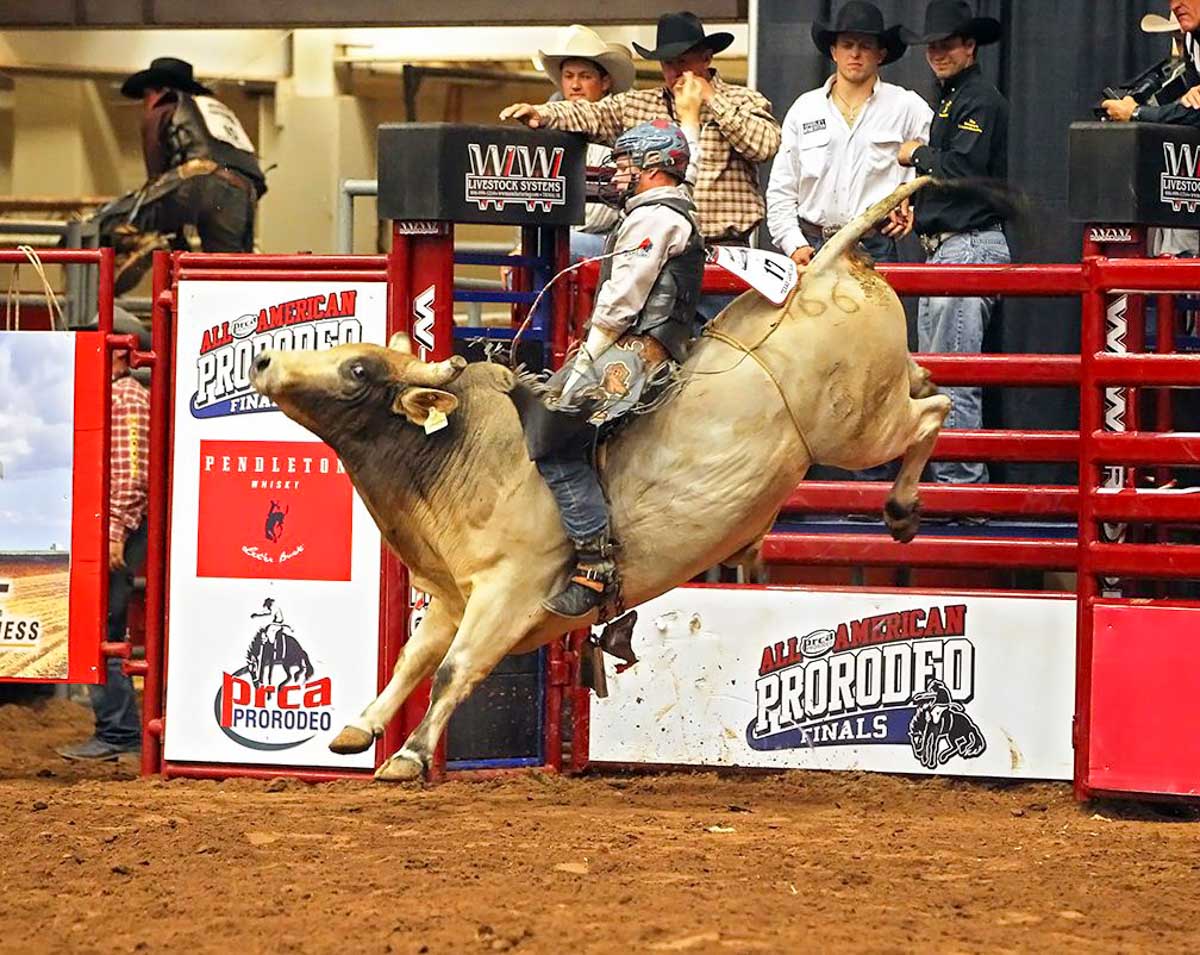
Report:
912,64,1009,235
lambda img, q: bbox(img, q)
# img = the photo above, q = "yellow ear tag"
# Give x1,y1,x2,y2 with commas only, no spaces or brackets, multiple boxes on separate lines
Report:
423,407,448,435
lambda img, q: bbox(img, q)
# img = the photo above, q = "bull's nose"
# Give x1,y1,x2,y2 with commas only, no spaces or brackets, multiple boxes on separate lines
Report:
253,353,271,375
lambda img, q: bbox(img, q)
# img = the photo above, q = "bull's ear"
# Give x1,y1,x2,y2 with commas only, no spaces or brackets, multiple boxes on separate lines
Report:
394,387,459,425
388,332,413,355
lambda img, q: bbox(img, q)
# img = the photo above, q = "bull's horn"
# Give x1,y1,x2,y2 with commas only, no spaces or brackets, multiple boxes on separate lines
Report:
406,355,468,387
388,332,413,354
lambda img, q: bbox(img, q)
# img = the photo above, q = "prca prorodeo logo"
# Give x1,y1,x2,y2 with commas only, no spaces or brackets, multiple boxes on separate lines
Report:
191,289,362,419
214,599,334,751
746,603,986,769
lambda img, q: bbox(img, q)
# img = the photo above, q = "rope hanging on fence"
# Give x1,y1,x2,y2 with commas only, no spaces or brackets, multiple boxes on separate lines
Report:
3,245,66,332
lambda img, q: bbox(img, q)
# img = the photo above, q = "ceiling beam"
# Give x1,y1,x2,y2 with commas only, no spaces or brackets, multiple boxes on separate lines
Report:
2,1,746,28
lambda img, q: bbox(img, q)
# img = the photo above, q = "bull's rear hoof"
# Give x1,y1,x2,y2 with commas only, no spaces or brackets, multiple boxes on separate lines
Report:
374,751,425,783
329,725,375,755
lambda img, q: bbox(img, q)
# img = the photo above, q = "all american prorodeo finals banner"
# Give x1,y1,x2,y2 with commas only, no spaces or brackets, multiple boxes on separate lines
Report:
164,282,385,769
589,587,1076,780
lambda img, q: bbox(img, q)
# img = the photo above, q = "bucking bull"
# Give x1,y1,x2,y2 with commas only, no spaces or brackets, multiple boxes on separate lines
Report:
250,178,950,782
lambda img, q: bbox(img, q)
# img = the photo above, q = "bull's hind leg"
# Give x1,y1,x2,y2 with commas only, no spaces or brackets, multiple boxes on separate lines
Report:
883,394,951,543
375,589,546,782
328,599,457,755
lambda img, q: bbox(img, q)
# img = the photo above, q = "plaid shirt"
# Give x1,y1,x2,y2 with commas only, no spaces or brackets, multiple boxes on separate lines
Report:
539,72,781,242
110,374,150,544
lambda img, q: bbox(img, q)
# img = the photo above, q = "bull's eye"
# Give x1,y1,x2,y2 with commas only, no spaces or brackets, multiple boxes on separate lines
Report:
349,362,367,381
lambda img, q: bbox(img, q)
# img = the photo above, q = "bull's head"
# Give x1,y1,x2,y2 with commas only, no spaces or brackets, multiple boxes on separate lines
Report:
249,334,468,445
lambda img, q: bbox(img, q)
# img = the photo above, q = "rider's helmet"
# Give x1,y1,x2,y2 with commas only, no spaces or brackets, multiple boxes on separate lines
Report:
263,598,275,608
599,119,690,207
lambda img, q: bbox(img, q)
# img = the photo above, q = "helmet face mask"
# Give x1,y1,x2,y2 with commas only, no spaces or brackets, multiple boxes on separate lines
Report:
597,153,643,207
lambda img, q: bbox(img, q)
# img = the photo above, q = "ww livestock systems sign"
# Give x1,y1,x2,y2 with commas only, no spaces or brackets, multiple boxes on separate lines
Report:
589,587,1076,779
164,281,385,769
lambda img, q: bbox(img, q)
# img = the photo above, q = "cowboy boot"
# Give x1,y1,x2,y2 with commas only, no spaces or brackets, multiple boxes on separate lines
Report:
543,531,617,619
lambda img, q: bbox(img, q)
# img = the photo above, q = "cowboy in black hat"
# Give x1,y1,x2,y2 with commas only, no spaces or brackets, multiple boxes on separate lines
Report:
96,57,266,292
767,1,928,272
502,11,781,247
897,0,1010,489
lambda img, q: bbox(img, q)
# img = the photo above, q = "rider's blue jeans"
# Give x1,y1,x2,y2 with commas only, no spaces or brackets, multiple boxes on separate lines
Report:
537,445,609,541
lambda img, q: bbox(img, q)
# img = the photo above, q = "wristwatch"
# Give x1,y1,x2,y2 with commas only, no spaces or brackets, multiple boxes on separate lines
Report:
1131,105,1143,122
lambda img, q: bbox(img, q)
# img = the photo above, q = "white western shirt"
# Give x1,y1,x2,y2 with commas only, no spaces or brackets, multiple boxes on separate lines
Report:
766,76,933,256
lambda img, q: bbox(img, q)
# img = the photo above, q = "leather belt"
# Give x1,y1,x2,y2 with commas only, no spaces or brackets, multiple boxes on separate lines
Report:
799,218,881,242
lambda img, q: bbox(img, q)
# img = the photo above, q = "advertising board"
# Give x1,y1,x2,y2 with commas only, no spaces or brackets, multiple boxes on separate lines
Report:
590,587,1076,780
164,282,385,768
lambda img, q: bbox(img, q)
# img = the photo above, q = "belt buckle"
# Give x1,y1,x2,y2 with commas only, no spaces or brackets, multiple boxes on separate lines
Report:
821,225,842,241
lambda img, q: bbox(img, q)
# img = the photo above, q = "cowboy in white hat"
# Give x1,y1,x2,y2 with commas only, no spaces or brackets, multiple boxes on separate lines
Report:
1104,4,1200,120
503,11,781,248
534,25,636,257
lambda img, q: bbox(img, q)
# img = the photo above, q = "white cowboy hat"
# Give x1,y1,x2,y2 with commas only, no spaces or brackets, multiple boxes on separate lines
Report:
535,24,636,96
1141,11,1182,33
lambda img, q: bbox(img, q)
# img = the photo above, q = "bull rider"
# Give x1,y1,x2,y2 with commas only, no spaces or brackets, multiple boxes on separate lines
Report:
519,117,705,619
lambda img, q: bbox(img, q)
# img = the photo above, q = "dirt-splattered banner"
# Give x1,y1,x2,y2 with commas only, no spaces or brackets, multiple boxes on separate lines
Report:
589,587,1076,780
164,282,385,769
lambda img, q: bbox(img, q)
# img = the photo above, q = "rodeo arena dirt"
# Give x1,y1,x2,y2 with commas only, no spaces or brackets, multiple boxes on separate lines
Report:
0,701,1198,954
7,7,1200,955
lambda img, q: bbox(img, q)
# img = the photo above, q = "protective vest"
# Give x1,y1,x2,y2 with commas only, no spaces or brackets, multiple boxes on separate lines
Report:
598,194,705,362
165,93,266,194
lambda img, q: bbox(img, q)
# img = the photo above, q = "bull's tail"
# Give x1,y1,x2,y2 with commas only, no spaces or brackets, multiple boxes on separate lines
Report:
806,176,1026,277
807,176,934,276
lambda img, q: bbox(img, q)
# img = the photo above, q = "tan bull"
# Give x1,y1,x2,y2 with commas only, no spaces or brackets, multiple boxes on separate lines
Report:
250,177,950,782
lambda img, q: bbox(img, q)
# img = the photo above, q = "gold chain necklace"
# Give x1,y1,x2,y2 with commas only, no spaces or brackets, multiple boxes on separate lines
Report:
832,87,866,125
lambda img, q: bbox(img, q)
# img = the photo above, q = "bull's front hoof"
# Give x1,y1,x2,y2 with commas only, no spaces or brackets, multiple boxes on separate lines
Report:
329,724,376,755
374,750,426,783
884,499,920,544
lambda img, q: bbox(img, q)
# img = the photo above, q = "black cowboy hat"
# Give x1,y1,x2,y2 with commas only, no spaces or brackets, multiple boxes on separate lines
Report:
632,11,735,61
120,56,212,99
812,1,907,66
900,0,1002,46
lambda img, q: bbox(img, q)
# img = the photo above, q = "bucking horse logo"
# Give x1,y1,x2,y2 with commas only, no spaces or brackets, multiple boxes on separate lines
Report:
244,605,314,689
264,500,288,543
907,679,986,769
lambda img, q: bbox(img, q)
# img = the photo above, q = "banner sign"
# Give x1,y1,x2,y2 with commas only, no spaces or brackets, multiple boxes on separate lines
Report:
164,281,385,769
590,587,1076,780
0,331,104,683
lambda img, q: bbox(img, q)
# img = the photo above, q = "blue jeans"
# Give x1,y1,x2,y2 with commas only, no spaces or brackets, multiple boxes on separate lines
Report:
92,524,146,748
570,229,607,262
803,229,899,265
917,228,1011,484
537,445,609,541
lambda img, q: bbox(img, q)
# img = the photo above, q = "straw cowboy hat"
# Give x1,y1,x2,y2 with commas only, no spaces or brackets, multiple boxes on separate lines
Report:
1141,11,1182,33
812,1,907,66
535,25,636,95
900,0,1003,46
631,12,734,61
121,56,212,98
